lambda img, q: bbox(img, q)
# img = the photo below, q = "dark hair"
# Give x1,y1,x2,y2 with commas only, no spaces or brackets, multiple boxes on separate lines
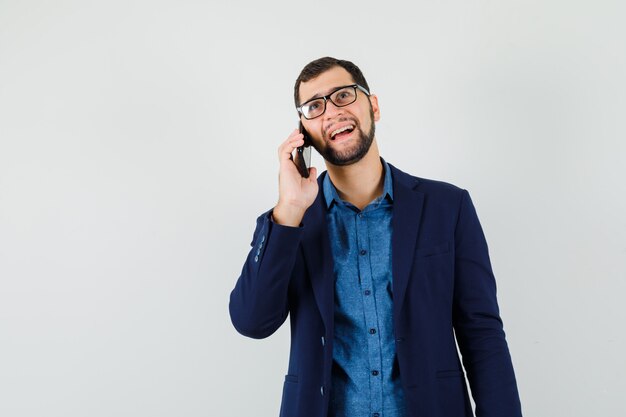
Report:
294,57,370,107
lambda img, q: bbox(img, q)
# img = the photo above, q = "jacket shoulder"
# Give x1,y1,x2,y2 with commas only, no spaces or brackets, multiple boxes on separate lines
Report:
388,162,465,200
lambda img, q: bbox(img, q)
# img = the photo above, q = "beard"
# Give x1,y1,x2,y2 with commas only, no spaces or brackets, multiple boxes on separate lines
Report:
312,107,376,166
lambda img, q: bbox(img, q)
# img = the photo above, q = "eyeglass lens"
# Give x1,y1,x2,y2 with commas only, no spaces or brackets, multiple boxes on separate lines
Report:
301,86,358,119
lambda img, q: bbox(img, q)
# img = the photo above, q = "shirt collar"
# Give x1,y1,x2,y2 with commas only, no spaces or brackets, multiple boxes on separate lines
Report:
323,157,394,209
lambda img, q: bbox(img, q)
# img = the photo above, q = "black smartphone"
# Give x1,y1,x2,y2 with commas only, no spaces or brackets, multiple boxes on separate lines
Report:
294,122,312,178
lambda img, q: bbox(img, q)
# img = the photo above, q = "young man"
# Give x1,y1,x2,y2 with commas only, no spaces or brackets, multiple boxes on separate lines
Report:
229,57,522,417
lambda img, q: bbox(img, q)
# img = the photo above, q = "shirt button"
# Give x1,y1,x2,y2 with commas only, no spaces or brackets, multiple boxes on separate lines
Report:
364,290,371,296
372,370,379,376
358,212,363,218
373,413,380,417
360,249,367,255
369,328,376,334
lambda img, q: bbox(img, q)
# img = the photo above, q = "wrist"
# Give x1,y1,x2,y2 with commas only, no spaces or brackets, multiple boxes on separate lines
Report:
273,202,305,227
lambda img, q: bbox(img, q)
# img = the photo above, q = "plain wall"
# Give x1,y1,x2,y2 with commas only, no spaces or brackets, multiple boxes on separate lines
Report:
1,1,625,416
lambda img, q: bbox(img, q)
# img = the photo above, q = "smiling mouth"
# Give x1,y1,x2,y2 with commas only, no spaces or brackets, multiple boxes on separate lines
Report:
330,125,355,141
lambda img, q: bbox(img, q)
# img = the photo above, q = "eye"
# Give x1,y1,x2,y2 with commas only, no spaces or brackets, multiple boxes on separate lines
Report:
334,88,356,104
304,99,324,116
308,102,320,111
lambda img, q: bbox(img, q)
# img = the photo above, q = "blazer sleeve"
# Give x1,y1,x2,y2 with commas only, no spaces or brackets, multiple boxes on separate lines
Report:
453,190,523,417
229,210,304,339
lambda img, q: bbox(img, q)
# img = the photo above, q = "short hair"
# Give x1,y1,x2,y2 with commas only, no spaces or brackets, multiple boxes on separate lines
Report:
294,57,370,107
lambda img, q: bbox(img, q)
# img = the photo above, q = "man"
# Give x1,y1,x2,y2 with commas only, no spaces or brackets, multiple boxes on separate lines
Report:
229,57,522,417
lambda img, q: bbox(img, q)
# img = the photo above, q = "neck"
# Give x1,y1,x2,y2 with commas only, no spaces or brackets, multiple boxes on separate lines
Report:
325,139,384,210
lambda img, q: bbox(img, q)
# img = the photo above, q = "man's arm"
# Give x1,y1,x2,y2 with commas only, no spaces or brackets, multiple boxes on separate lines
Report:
229,129,319,339
229,210,303,339
453,190,523,417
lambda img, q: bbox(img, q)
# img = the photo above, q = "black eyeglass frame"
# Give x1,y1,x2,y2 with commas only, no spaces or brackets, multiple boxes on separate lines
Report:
296,84,370,120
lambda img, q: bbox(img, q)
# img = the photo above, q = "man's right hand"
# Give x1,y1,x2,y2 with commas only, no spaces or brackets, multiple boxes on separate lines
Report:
273,128,319,227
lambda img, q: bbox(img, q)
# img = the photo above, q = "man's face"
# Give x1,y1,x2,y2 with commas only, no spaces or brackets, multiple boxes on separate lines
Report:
298,66,380,166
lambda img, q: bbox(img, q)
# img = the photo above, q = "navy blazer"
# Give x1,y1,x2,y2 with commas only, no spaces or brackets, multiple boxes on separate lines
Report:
229,163,522,417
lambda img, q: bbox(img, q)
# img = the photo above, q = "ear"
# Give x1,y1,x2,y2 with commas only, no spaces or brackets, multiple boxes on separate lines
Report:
369,94,380,122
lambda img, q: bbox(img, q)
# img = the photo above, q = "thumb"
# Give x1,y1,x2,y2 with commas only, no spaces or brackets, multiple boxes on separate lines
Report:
308,166,318,180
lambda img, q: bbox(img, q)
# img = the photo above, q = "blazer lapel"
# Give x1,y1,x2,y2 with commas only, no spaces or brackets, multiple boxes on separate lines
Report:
301,173,335,334
389,163,424,317
299,165,423,331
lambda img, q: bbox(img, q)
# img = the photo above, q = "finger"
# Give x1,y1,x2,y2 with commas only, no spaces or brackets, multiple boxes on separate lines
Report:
278,137,305,161
279,129,302,150
279,141,304,162
289,127,300,138
284,128,302,144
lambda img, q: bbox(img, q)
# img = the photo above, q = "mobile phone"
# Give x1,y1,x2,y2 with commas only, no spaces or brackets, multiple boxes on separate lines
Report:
294,122,312,178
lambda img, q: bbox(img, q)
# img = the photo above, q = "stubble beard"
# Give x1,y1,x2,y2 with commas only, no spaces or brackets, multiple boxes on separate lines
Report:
313,107,376,167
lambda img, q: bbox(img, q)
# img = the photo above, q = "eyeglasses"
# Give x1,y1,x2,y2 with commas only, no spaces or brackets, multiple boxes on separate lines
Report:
296,84,370,120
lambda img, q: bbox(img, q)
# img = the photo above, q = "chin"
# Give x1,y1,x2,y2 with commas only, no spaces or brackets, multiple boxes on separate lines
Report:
320,124,376,166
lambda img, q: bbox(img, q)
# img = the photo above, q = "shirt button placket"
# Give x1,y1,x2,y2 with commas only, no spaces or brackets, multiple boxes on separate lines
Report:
358,210,383,414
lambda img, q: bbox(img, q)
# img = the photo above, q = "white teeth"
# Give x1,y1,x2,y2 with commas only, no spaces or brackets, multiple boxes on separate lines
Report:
331,125,354,138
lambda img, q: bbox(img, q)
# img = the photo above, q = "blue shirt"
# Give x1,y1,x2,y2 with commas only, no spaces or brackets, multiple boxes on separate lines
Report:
323,159,406,417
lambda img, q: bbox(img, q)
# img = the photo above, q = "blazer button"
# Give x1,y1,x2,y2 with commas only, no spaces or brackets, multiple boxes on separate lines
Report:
321,336,325,346
320,386,325,396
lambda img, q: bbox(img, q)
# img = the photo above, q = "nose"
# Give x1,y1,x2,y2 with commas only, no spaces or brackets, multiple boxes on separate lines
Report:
323,99,344,120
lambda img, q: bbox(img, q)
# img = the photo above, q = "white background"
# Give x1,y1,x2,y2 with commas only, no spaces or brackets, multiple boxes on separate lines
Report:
1,1,625,416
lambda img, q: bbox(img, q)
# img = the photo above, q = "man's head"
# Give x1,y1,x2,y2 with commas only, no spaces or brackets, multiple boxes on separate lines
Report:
294,57,371,108
294,57,380,166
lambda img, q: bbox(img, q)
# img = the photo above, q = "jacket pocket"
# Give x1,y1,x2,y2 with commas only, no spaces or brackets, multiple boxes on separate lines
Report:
279,376,299,417
284,374,298,383
436,370,471,416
